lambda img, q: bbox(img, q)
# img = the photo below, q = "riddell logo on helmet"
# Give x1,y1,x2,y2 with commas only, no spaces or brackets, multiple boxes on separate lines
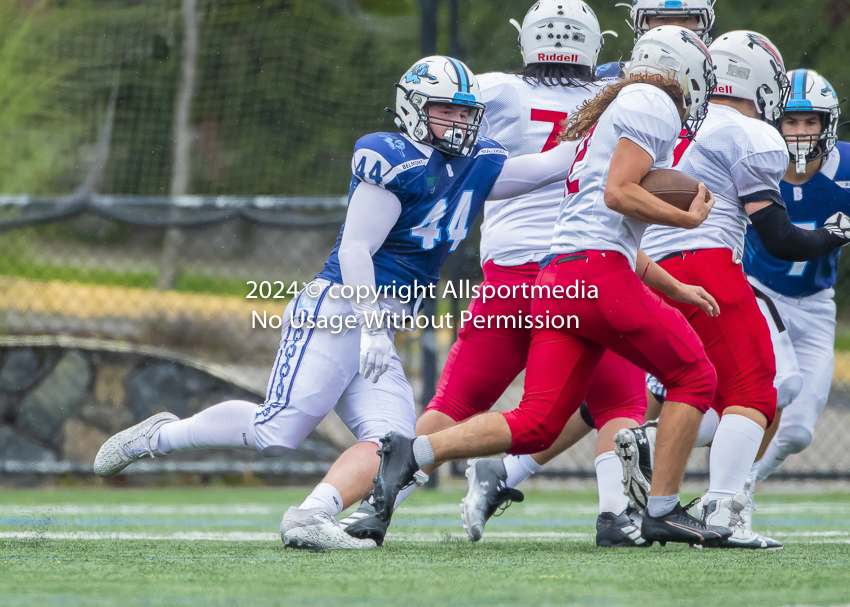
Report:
537,53,579,62
716,85,734,94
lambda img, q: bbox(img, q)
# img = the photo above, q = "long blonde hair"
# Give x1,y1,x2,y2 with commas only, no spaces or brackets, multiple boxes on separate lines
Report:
558,77,685,142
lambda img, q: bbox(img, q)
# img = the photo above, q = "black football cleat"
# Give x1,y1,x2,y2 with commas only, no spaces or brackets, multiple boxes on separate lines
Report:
372,432,419,523
339,498,390,546
613,420,657,510
641,498,732,547
596,507,650,548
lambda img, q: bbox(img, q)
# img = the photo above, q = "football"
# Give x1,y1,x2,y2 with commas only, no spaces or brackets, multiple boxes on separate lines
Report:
640,168,705,211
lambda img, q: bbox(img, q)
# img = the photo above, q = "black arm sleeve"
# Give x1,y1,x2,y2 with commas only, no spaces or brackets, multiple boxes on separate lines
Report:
749,203,845,262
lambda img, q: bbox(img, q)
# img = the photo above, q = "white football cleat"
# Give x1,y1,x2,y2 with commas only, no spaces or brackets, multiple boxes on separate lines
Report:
741,477,757,534
281,507,377,552
702,492,782,550
701,492,747,528
722,525,783,550
93,412,178,476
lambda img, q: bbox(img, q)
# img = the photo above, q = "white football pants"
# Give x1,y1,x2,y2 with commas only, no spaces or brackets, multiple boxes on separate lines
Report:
253,279,416,456
748,276,835,481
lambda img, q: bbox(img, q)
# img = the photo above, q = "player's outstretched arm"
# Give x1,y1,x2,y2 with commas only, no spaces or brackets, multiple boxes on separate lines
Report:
746,200,848,261
605,138,714,228
338,182,402,383
636,250,720,317
486,139,580,201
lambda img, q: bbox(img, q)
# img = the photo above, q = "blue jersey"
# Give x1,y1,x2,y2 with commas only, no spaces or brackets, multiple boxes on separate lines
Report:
743,141,850,297
317,132,508,289
596,61,627,79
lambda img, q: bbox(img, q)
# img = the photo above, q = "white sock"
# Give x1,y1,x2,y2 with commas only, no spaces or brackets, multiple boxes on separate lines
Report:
747,461,760,487
705,414,764,502
503,454,542,488
694,408,720,448
301,483,343,517
412,436,435,467
647,494,679,517
154,400,257,453
595,452,630,514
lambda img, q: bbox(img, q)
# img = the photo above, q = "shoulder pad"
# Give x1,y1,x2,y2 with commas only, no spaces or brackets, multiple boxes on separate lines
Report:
830,141,850,185
352,133,427,188
355,132,411,165
473,136,509,158
475,72,518,91
596,62,625,79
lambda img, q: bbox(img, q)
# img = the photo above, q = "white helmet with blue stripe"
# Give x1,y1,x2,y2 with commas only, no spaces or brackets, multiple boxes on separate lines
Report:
783,68,841,171
393,56,485,158
618,0,716,43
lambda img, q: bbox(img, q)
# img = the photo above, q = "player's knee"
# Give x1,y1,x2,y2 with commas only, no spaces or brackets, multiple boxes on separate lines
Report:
259,445,289,458
508,420,560,455
665,359,716,412
775,425,813,455
775,373,803,409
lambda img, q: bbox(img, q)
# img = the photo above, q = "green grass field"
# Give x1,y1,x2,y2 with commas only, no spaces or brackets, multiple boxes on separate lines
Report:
1,487,848,607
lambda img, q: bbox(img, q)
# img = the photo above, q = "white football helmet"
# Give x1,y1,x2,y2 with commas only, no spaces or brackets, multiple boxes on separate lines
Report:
782,68,841,173
508,0,608,69
617,0,716,43
709,31,790,126
627,26,716,138
393,56,485,158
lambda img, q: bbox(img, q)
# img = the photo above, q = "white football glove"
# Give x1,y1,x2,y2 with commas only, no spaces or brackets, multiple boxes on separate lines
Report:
359,325,395,383
824,212,850,241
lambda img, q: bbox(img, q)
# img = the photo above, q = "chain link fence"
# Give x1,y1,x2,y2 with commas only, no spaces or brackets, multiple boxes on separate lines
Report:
2,203,850,480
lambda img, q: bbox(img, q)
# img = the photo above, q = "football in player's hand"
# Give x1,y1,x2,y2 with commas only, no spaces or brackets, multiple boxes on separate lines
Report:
640,169,705,211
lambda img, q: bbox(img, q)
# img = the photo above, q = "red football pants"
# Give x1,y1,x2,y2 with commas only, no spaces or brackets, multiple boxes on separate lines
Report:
503,251,716,455
425,261,647,431
656,248,777,425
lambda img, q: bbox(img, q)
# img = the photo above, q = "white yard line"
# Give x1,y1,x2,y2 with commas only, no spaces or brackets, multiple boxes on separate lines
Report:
1,502,847,517
1,530,847,542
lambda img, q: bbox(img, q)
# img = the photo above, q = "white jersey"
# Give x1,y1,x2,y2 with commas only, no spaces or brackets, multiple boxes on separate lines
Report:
641,104,789,262
476,73,606,266
550,84,681,269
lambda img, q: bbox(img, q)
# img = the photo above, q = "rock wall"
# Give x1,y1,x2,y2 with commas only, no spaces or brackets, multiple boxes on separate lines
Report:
0,342,342,485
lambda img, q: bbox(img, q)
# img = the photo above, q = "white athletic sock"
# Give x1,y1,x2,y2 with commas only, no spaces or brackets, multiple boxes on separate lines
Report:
503,454,542,488
301,483,343,517
755,440,787,482
747,461,760,486
595,452,630,515
647,494,679,517
154,400,257,453
694,408,720,448
705,414,764,502
412,436,435,468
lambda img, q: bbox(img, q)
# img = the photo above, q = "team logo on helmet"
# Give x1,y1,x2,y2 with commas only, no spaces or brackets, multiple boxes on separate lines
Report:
405,64,438,85
681,28,711,58
746,33,784,69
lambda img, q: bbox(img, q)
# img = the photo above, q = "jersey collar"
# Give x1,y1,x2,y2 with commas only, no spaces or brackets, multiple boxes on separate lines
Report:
402,134,435,159
821,146,841,181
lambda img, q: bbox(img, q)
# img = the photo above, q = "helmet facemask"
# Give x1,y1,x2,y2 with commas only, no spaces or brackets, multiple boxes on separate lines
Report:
395,84,485,158
782,111,838,173
618,1,716,44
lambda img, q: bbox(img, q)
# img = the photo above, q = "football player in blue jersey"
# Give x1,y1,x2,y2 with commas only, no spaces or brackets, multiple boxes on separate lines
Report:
596,0,716,78
741,69,850,532
93,55,582,551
